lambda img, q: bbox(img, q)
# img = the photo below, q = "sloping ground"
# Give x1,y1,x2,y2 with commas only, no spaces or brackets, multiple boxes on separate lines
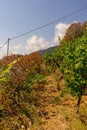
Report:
30,74,87,130
32,75,67,130
0,72,87,130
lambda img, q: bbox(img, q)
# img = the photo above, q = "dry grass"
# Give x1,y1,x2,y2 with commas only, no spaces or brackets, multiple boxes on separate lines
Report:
32,73,87,130
0,72,87,130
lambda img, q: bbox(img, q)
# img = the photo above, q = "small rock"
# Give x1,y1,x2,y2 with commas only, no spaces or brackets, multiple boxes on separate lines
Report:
21,125,25,130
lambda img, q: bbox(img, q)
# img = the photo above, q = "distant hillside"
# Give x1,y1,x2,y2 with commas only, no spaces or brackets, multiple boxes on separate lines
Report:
39,46,57,56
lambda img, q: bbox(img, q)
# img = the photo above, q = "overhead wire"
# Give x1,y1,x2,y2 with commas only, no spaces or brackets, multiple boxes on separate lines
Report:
0,40,8,50
11,5,87,40
0,5,87,50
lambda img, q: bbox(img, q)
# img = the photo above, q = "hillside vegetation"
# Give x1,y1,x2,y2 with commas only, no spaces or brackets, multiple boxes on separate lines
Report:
0,21,87,130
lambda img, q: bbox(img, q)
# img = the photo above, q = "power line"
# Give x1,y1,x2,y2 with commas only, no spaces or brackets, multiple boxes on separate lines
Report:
0,40,8,50
0,5,87,55
11,5,87,40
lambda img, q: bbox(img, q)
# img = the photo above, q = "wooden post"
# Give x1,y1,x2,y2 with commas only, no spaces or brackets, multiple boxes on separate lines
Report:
7,38,10,56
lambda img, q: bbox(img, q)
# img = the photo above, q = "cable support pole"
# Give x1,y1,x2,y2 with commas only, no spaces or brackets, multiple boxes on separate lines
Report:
0,5,87,56
7,38,11,56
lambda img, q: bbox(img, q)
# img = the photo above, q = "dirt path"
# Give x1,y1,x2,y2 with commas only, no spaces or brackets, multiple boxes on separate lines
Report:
33,75,68,130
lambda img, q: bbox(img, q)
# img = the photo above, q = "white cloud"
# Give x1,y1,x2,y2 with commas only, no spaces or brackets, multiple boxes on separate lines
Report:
0,22,70,58
54,22,70,43
25,35,51,53
14,44,21,50
24,23,70,53
0,44,7,58
9,44,23,55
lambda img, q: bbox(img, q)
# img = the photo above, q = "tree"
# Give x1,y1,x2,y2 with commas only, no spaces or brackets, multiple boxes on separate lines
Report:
62,22,81,42
44,29,87,113
80,21,87,34
60,30,87,112
62,21,87,42
0,52,45,117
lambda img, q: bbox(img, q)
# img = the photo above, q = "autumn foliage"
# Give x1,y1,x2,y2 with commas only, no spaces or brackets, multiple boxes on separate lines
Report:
0,52,44,117
62,21,87,42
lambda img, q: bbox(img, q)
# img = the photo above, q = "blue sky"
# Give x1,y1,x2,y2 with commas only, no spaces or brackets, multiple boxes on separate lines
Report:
0,0,87,57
